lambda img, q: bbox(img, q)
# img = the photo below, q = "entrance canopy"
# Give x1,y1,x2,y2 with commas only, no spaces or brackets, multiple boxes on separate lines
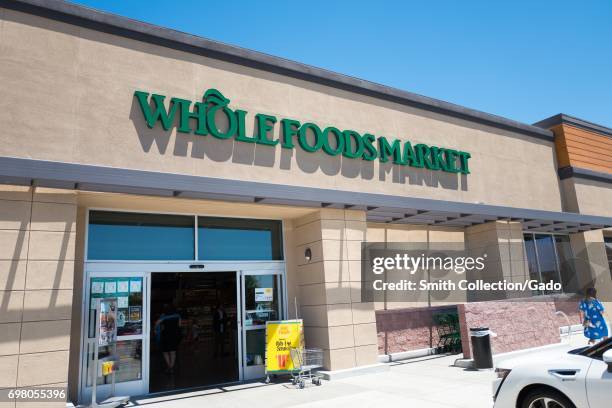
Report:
2,156,611,234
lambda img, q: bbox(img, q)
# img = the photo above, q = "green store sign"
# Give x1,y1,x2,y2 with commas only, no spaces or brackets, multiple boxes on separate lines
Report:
134,88,471,174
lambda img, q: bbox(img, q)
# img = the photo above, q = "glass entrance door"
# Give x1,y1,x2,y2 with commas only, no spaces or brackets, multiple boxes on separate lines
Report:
80,266,286,402
240,271,283,380
80,272,148,403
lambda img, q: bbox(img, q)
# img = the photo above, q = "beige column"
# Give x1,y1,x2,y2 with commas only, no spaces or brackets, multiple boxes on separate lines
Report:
465,221,528,300
0,185,76,408
288,209,378,371
570,229,612,313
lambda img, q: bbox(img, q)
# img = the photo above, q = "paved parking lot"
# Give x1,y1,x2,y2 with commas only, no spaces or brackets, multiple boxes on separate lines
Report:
128,354,496,408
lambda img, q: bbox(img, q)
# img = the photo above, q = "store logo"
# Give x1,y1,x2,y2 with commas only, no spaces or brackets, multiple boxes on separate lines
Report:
134,88,471,174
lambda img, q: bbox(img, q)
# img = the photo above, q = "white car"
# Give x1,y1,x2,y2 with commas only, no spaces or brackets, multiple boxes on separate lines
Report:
493,337,612,408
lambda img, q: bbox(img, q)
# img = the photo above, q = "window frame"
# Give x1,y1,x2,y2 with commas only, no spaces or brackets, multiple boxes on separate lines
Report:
522,232,574,294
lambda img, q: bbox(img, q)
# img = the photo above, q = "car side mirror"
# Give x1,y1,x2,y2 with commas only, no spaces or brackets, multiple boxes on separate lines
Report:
603,349,612,373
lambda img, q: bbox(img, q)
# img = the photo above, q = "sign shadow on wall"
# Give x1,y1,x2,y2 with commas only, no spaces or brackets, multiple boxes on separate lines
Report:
129,96,466,191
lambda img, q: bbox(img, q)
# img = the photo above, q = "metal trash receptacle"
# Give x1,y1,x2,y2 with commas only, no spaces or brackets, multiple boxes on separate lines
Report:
470,327,493,369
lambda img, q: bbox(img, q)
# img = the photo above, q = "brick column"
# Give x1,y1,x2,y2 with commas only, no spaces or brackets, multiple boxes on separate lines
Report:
289,209,378,371
0,185,76,407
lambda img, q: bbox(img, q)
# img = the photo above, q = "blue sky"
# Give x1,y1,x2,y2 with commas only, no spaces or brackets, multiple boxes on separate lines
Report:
70,0,612,127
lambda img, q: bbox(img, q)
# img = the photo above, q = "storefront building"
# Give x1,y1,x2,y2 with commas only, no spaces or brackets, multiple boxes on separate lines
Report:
0,1,611,406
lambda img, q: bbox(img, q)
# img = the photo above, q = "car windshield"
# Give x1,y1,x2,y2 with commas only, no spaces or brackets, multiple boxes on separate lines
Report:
578,337,612,358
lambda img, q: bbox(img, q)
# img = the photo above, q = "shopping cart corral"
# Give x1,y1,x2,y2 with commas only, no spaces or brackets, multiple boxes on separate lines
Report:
290,347,324,388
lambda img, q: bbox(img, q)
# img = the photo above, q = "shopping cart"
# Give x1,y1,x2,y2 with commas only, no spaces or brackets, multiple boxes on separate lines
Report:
289,347,323,388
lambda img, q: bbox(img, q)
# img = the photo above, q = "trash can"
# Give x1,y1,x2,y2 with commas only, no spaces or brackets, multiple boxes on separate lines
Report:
470,327,493,369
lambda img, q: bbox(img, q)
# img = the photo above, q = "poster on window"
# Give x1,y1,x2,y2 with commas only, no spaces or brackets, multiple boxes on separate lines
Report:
104,281,117,294
98,298,118,347
117,280,129,293
117,310,126,327
129,306,142,322
91,281,104,294
255,287,273,302
117,296,129,308
129,280,142,293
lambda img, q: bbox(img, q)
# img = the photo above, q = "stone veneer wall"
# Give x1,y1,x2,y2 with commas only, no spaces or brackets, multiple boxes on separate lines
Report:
0,185,76,408
373,221,589,358
376,301,580,357
459,301,561,359
376,307,455,354
553,299,582,327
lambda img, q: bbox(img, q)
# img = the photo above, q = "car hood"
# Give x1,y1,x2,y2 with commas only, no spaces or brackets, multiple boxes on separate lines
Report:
495,345,580,370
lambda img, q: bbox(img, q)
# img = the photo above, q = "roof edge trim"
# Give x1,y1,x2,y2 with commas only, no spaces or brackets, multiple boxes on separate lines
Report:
558,166,612,184
535,114,612,138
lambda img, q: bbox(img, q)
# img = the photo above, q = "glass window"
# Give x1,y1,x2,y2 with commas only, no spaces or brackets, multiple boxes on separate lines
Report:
534,234,562,293
523,234,541,285
88,211,195,260
555,235,577,293
524,233,568,294
88,277,143,338
244,274,279,327
245,329,266,367
86,340,142,386
198,217,283,260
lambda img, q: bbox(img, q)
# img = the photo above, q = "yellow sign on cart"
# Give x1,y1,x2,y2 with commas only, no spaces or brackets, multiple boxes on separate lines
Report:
265,319,304,373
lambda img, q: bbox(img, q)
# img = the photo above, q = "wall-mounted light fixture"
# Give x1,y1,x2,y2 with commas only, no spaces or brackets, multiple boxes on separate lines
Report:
304,248,312,263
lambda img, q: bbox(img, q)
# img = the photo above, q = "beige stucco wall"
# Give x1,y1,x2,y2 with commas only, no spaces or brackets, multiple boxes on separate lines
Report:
569,178,612,217
0,9,563,211
0,185,76,408
367,221,533,309
366,223,465,310
568,156,612,305
465,221,529,301
287,209,378,370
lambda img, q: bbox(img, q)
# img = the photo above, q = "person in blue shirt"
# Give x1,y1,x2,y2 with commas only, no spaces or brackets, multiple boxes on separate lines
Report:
579,287,609,345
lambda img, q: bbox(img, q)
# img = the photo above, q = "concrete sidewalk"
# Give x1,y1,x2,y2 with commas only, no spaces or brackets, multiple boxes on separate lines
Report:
128,354,495,408
127,335,589,408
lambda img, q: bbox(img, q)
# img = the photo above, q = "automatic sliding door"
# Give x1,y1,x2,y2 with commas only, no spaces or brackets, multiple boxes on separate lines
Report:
149,272,239,392
241,272,282,380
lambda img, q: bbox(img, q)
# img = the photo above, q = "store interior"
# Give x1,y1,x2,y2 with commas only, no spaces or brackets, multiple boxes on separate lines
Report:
149,272,239,393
